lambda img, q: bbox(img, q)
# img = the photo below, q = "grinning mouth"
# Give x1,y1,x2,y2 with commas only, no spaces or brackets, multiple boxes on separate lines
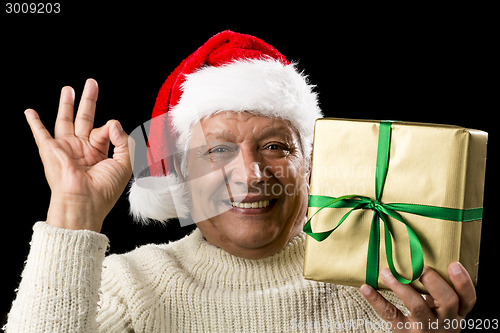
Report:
222,197,278,210
231,200,270,209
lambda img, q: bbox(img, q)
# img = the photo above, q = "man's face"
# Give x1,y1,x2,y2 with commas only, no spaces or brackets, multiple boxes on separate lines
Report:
185,111,309,259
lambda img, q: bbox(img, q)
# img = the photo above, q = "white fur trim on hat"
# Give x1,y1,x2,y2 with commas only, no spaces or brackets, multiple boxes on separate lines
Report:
128,174,189,224
171,58,322,158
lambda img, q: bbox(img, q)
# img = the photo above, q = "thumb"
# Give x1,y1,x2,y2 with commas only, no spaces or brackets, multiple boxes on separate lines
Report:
109,120,133,173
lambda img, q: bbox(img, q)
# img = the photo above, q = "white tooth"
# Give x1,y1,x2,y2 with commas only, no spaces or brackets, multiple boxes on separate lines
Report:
231,200,271,208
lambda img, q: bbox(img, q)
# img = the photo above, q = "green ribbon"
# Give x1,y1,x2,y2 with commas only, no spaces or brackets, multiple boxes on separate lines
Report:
304,121,483,288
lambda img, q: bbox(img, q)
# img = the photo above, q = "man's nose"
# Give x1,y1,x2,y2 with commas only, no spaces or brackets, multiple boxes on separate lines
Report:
228,147,266,188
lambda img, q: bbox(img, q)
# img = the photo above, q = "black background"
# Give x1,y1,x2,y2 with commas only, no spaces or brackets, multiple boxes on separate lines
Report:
1,2,498,330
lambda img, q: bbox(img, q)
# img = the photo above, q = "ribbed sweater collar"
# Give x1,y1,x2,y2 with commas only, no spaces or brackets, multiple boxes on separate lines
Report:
175,228,306,289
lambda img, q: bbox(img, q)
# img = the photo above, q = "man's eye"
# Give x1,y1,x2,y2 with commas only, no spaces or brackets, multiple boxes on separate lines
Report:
264,143,288,151
209,147,229,154
206,146,235,155
204,145,238,160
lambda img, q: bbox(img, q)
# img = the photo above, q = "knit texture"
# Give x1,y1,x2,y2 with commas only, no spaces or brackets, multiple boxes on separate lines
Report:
6,222,407,332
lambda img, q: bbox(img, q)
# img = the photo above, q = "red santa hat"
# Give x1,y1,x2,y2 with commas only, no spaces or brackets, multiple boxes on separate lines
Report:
129,30,322,224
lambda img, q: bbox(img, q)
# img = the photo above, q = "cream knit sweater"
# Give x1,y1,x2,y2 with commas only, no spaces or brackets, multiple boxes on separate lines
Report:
6,222,407,332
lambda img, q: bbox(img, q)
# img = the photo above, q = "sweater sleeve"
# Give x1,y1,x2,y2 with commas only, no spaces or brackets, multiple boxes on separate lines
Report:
5,222,111,332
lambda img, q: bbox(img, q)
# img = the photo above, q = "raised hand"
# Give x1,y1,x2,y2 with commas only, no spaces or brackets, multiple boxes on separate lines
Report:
25,79,133,232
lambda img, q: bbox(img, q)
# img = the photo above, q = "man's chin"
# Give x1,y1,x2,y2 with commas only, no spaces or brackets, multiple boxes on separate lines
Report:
225,233,281,257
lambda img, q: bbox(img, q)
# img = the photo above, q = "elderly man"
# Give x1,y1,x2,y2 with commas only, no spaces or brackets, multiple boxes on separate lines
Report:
7,31,475,332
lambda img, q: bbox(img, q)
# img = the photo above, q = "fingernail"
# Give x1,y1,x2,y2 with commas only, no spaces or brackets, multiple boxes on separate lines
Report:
381,268,394,281
360,284,373,296
380,268,395,286
450,262,464,275
24,109,35,118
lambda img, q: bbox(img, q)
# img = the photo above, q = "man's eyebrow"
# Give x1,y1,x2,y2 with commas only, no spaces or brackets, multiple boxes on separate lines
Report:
259,125,296,138
203,125,297,142
249,125,297,144
203,129,236,141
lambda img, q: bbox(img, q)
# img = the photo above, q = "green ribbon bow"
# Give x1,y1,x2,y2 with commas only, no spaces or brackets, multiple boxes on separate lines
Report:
304,121,483,288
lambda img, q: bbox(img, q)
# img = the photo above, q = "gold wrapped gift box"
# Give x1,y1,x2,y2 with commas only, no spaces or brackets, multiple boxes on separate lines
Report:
303,118,488,293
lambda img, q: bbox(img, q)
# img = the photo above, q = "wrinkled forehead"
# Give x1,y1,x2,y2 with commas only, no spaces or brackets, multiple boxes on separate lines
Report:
189,111,300,146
